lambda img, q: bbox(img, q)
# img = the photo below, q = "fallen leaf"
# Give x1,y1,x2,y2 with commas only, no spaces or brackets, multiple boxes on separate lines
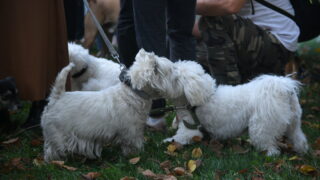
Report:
160,160,171,169
191,148,203,158
82,172,101,180
311,106,320,112
173,167,186,176
313,137,320,150
51,160,77,171
232,144,249,154
129,157,140,165
313,150,320,157
10,157,25,170
298,165,318,175
2,137,19,144
192,136,202,143
187,160,197,173
30,138,43,146
306,114,315,119
238,168,248,174
209,140,224,157
167,144,177,153
141,169,157,178
33,157,44,167
288,155,303,161
120,176,135,180
251,177,264,180
195,159,202,168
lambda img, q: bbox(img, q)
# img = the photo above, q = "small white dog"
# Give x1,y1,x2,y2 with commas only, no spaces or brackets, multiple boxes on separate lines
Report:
68,43,120,91
166,60,308,156
41,49,212,162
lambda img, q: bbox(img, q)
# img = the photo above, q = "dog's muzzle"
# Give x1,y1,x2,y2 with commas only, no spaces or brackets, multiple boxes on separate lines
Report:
119,68,150,99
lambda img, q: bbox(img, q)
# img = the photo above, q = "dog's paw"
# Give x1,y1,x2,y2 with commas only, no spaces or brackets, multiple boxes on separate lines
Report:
266,147,280,156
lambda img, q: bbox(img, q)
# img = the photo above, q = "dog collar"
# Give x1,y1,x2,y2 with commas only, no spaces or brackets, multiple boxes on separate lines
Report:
119,68,150,100
71,65,88,78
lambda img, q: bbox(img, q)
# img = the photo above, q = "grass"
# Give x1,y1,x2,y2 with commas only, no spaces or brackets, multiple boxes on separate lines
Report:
1,40,319,179
0,82,319,180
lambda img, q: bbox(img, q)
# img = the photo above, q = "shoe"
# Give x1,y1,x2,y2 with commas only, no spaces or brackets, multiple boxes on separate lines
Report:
146,116,166,131
21,100,48,128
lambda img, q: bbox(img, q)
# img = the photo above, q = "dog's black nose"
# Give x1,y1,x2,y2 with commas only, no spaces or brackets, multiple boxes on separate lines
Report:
119,68,132,86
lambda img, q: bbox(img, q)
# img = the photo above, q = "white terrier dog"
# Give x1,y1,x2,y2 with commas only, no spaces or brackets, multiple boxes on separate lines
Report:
68,43,120,91
41,49,212,162
165,60,308,156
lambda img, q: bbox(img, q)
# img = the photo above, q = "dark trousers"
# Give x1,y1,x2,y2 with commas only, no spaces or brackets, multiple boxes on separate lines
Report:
117,0,196,117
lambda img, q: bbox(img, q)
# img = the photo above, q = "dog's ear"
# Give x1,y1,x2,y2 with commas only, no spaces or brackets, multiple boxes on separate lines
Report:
176,62,216,106
129,49,157,89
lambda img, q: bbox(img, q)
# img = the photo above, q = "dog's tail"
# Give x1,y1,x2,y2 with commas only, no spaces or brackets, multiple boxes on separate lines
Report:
250,75,301,124
49,63,75,100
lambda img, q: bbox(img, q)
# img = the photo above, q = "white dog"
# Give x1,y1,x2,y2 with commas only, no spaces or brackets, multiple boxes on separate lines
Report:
41,49,212,162
166,60,308,156
68,43,120,91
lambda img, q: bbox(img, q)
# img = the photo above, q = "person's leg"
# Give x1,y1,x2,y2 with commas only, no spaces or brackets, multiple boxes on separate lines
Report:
167,0,196,61
198,15,241,85
132,0,167,57
116,0,138,67
198,15,291,84
132,0,167,130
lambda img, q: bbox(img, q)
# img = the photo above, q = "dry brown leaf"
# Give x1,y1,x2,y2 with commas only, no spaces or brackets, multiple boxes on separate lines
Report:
298,165,318,175
232,144,249,154
33,157,44,167
187,160,197,173
306,114,315,119
120,176,135,180
167,144,177,153
311,106,320,112
160,160,171,169
313,137,320,150
209,140,224,157
11,157,25,170
129,157,140,165
313,150,320,157
51,160,77,171
82,172,101,180
173,167,186,176
191,148,203,158
2,137,19,145
288,155,303,161
30,138,43,146
192,136,202,143
238,168,248,174
161,175,177,180
251,177,264,180
142,169,157,178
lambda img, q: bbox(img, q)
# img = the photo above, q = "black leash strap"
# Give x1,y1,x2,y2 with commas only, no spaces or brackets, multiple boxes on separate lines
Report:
255,0,295,21
83,0,124,69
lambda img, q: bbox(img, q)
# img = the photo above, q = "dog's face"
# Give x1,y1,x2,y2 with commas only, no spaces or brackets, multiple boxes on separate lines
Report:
128,49,216,106
0,77,21,111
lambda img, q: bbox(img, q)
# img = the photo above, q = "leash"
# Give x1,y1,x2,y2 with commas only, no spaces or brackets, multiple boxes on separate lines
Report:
83,0,200,129
83,0,125,70
150,105,201,130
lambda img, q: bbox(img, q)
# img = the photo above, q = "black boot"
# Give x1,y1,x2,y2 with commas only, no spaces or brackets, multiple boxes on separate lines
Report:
21,100,48,128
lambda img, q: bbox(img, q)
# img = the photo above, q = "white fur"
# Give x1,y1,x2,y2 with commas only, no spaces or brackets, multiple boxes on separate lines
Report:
41,49,213,162
168,71,309,156
68,42,120,91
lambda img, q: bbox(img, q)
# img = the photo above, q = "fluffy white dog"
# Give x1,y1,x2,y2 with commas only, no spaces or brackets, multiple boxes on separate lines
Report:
41,49,212,162
68,43,120,91
166,60,309,156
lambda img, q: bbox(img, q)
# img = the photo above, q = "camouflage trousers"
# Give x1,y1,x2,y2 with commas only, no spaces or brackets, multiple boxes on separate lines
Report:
197,15,293,85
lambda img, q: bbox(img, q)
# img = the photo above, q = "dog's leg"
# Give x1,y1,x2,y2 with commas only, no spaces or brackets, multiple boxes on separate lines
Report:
248,115,286,156
119,125,145,155
286,96,308,154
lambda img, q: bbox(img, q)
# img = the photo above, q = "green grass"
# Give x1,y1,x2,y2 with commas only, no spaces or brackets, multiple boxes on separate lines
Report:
0,83,319,180
1,38,320,179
